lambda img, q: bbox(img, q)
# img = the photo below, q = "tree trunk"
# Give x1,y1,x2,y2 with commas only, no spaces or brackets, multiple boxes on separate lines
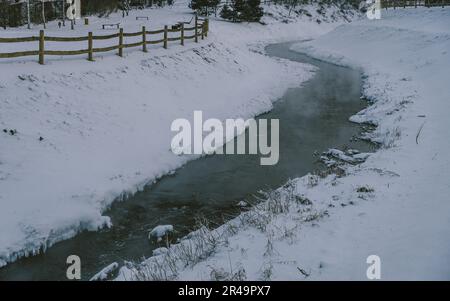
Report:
62,0,66,26
42,0,46,29
25,0,31,29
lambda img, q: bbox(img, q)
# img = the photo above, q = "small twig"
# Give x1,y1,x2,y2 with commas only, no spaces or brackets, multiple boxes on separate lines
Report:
297,267,310,278
416,121,426,145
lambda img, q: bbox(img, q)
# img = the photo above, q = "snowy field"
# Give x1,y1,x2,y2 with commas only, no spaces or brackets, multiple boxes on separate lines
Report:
0,4,353,267
116,7,450,280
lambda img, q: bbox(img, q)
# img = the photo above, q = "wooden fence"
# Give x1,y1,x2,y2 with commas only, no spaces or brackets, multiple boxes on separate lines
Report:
381,0,450,8
0,16,209,65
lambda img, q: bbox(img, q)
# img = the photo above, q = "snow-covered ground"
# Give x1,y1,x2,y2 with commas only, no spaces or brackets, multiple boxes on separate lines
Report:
0,4,353,267
116,7,450,280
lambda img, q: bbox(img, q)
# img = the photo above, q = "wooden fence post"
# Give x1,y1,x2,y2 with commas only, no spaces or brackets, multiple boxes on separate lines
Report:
142,26,147,52
205,18,208,37
164,25,168,49
195,15,198,43
88,32,93,61
201,22,205,40
181,23,184,46
39,30,44,65
118,28,123,57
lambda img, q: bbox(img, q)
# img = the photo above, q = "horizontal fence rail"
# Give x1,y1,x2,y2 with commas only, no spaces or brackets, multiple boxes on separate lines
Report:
0,16,208,65
380,0,450,8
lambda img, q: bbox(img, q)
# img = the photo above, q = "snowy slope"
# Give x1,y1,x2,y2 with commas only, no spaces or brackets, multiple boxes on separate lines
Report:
116,7,450,280
0,5,352,267
288,7,450,279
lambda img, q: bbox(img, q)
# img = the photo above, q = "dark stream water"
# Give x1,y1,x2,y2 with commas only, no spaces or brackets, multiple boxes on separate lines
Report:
0,42,374,280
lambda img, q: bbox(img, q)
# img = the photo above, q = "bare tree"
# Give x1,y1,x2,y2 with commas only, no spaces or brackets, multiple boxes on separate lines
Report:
41,0,47,29
26,0,31,29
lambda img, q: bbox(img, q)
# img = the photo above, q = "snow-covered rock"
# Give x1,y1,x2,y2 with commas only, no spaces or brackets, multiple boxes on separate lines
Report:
89,262,119,281
149,225,174,242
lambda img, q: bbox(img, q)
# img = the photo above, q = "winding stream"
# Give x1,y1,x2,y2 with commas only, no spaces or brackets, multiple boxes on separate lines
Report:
0,42,374,280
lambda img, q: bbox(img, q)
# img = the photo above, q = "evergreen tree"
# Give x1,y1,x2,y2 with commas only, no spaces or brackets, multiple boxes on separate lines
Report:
242,0,263,22
220,0,263,23
209,0,220,16
190,0,220,16
0,1,9,29
234,0,246,20
220,4,237,22
190,0,207,13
